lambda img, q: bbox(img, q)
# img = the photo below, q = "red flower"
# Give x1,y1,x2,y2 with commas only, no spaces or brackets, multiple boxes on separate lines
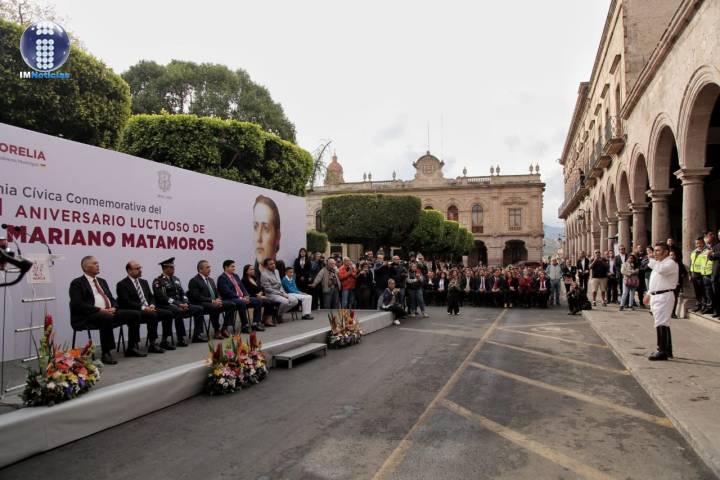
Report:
44,313,53,329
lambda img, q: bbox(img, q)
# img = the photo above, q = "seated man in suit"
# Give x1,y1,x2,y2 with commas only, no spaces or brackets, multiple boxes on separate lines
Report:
188,260,236,339
260,258,299,321
475,269,490,307
69,256,145,365
489,269,506,307
153,257,207,345
217,259,264,333
117,260,175,353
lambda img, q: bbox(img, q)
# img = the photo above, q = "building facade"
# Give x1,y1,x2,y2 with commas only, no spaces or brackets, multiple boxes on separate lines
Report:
558,0,720,305
307,152,545,266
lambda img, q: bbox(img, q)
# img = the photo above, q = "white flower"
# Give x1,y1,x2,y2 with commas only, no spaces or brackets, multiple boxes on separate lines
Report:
47,382,56,389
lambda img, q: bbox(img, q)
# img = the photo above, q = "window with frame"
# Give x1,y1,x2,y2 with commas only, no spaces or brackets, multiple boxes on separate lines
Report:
447,205,459,221
315,209,323,231
471,204,484,233
508,208,522,231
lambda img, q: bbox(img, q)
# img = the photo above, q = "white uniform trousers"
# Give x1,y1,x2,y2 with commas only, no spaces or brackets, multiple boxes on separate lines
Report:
650,291,674,327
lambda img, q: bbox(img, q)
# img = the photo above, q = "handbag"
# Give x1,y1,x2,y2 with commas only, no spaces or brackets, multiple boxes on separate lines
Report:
624,276,639,288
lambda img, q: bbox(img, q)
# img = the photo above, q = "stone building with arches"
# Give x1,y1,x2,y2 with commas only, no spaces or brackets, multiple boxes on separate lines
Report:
559,0,719,273
306,152,545,265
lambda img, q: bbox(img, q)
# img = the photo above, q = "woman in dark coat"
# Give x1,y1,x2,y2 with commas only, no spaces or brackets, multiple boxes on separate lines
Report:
293,248,313,295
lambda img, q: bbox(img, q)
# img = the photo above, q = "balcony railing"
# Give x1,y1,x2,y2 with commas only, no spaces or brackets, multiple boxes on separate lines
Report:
472,225,484,234
603,116,626,155
558,175,589,219
466,176,491,184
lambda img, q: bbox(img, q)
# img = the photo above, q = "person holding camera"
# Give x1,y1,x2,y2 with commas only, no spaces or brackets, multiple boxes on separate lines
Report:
381,278,406,325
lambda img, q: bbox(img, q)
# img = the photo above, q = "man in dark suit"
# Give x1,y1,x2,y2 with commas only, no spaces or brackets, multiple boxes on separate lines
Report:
188,260,236,339
576,252,590,293
153,257,207,345
69,256,145,365
117,260,174,353
217,259,264,333
489,269,506,307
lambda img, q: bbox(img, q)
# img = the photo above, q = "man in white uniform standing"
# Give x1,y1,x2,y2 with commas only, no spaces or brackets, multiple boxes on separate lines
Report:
645,242,679,361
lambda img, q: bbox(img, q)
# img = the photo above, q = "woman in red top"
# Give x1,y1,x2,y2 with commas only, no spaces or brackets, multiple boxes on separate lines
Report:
338,257,357,309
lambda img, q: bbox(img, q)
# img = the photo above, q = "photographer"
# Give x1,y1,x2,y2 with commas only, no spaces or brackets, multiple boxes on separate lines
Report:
338,256,358,308
389,255,408,308
381,278,405,325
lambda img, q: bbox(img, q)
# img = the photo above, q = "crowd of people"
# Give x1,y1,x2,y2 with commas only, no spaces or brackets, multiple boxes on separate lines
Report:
566,235,692,317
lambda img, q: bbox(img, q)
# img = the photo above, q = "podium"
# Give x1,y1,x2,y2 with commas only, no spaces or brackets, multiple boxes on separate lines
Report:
1,253,63,398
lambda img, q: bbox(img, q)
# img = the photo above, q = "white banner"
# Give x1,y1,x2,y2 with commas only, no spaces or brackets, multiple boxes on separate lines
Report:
0,122,306,361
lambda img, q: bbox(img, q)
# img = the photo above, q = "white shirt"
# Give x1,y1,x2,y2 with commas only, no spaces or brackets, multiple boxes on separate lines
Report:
647,256,678,294
84,274,108,308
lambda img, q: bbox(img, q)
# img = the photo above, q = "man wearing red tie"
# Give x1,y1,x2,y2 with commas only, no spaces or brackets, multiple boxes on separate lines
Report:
69,256,145,365
217,259,265,333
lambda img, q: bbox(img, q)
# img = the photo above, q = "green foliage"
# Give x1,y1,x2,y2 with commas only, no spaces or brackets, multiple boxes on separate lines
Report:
321,195,422,249
0,19,131,149
122,60,296,142
440,220,460,255
306,230,328,254
120,114,313,196
408,209,445,256
456,227,475,256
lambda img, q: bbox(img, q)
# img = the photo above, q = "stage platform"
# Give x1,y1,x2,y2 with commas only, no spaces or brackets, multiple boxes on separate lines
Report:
0,309,393,467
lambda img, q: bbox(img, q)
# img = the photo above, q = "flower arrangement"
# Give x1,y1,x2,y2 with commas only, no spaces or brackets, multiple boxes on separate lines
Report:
22,314,101,407
327,309,363,348
205,331,268,396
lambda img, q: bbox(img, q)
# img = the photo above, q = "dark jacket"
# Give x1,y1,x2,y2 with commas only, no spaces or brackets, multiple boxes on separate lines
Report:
69,275,118,325
188,274,220,304
116,276,156,310
576,257,590,276
217,272,250,301
374,262,390,290
293,256,312,289
242,276,263,297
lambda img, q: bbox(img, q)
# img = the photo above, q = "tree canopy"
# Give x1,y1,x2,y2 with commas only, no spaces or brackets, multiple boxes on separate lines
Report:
321,195,422,250
0,19,131,149
120,114,312,196
408,209,475,259
122,60,296,142
306,230,328,254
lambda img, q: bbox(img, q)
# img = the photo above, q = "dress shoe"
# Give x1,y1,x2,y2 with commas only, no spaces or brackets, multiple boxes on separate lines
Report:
241,326,251,334
148,344,165,354
301,314,314,320
253,324,266,332
264,321,277,327
101,352,117,365
125,347,148,358
176,339,189,347
193,333,208,342
693,305,703,313
648,350,668,361
159,341,176,351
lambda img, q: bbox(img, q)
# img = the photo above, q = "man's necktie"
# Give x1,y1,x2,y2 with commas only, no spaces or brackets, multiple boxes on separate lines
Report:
134,279,148,307
94,278,111,308
206,277,216,299
229,274,244,298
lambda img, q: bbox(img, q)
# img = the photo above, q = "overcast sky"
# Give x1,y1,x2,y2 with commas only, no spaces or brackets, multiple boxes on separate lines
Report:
51,0,610,227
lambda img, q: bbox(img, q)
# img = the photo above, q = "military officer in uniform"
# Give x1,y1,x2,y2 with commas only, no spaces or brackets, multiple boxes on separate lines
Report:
153,257,207,346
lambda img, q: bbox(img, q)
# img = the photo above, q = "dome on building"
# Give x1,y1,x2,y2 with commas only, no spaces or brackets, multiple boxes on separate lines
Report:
324,152,345,185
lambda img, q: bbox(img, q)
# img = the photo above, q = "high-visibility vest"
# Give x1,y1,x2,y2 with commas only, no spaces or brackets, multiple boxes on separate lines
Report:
690,249,713,276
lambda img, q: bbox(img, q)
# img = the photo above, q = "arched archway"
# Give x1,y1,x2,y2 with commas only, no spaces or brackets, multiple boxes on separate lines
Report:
447,205,458,221
503,240,527,265
629,153,651,250
616,170,633,248
679,78,720,256
424,205,434,210
468,240,488,266
649,125,682,245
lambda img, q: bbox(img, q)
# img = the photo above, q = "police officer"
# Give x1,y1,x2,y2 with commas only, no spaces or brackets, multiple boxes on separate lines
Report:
153,257,207,346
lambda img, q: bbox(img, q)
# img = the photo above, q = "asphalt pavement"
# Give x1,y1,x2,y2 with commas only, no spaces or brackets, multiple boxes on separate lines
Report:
0,306,715,479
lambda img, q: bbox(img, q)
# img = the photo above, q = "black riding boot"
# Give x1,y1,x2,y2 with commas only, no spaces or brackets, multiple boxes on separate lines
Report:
665,326,673,359
649,326,668,361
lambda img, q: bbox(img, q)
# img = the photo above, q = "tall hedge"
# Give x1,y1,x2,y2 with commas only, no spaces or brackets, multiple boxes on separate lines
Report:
120,114,313,196
0,19,131,148
306,230,328,254
321,194,421,250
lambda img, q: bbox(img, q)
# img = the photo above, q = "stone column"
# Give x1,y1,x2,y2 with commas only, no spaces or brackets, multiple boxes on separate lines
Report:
675,168,712,262
599,221,608,254
647,189,673,245
591,230,600,253
617,211,631,250
630,202,649,251
607,218,618,252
